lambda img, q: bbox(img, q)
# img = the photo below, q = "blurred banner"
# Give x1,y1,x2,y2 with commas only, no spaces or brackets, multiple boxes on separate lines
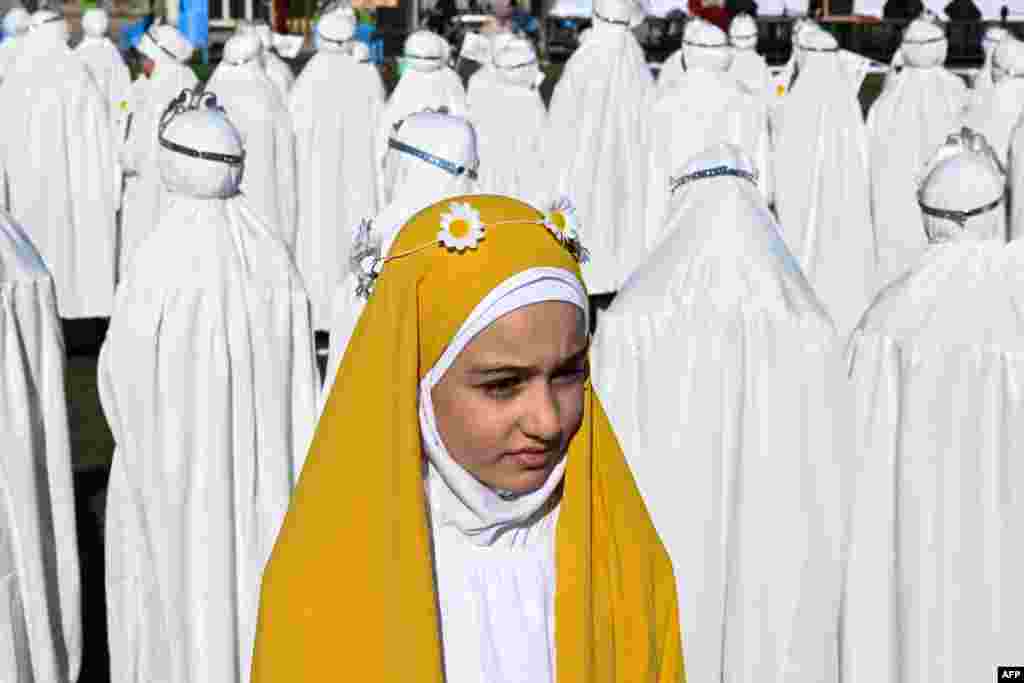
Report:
179,0,209,48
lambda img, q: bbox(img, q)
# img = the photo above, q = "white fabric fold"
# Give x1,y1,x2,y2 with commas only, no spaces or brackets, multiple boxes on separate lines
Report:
594,145,845,683
544,14,653,293
0,211,82,683
291,32,385,330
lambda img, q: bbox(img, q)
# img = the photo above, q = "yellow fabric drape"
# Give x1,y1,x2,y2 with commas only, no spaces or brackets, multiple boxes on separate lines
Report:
251,194,685,683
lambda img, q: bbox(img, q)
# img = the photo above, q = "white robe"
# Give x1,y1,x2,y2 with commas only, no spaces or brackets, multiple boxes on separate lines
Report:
0,212,82,683
772,51,877,335
655,49,685,98
868,65,967,284
376,67,468,203
262,49,295,102
0,34,24,82
207,62,298,251
729,48,772,103
120,64,199,280
842,239,1024,683
964,77,1024,168
593,176,845,683
100,194,318,683
291,49,385,331
1011,118,1024,240
466,78,547,204
0,30,118,319
640,68,771,275
545,21,653,293
76,35,132,145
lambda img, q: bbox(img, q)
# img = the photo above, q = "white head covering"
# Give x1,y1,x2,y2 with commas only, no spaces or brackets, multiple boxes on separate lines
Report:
900,15,947,68
682,17,731,72
403,29,446,72
222,31,262,66
138,23,194,64
3,6,30,38
81,7,109,38
494,38,542,89
795,25,838,73
157,98,245,199
992,36,1024,83
348,40,370,62
917,129,1006,244
28,9,67,46
729,13,757,50
382,111,479,232
253,22,273,50
317,10,355,52
592,0,646,29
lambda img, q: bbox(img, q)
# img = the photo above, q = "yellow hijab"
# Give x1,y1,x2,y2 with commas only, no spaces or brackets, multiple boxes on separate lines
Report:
251,195,685,683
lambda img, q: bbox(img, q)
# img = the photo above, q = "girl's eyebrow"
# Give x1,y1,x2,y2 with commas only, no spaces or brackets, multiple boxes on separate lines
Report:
470,345,590,377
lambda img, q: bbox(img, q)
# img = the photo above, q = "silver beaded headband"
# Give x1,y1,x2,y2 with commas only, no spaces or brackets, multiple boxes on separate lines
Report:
592,9,630,26
157,87,245,167
669,165,758,193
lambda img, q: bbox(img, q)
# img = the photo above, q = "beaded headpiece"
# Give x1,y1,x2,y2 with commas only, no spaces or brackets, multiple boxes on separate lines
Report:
387,107,479,180
670,165,759,194
917,127,1005,229
157,87,246,167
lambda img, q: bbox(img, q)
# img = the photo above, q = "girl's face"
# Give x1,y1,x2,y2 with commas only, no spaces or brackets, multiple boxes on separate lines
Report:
431,301,588,495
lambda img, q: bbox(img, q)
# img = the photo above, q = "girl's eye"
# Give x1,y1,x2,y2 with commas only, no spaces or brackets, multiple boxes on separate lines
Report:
482,377,522,399
554,363,589,385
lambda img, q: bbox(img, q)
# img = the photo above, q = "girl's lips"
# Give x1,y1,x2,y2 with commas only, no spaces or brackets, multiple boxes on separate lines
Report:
508,449,550,468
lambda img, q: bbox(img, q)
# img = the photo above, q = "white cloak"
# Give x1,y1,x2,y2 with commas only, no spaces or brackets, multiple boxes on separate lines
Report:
593,165,845,683
842,239,1024,683
207,62,299,251
729,48,772,102
868,62,967,284
263,49,295,102
964,77,1024,168
466,79,547,204
376,67,468,202
1012,118,1024,240
639,68,771,275
100,194,318,683
544,21,653,293
772,49,877,334
75,35,133,145
0,212,82,683
119,64,199,280
291,48,385,331
0,29,118,319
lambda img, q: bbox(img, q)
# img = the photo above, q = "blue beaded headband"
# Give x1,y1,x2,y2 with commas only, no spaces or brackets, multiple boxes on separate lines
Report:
387,138,478,180
157,87,245,167
918,196,1003,228
669,165,758,193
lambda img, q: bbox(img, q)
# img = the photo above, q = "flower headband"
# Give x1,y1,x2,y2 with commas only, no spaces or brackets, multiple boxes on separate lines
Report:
157,87,246,167
669,165,759,194
350,197,589,300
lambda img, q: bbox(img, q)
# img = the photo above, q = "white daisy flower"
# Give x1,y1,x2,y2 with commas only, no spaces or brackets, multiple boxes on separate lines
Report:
541,197,589,263
438,202,486,252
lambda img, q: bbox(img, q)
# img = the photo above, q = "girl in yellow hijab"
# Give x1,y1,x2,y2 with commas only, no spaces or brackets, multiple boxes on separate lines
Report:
251,194,685,683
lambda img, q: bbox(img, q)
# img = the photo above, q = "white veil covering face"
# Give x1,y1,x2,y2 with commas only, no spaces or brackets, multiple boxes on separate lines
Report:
467,38,548,203
206,32,298,251
290,9,385,331
868,16,968,285
0,9,118,318
965,36,1024,167
119,23,198,280
638,18,771,278
321,111,480,409
772,26,877,335
544,0,653,293
377,30,468,202
100,101,318,683
594,143,845,683
0,210,82,683
842,132,1022,683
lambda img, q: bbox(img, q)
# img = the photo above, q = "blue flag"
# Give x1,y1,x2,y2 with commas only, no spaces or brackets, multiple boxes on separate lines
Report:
179,0,209,49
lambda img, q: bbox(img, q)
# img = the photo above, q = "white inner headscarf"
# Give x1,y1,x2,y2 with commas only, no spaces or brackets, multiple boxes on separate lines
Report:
420,267,588,547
